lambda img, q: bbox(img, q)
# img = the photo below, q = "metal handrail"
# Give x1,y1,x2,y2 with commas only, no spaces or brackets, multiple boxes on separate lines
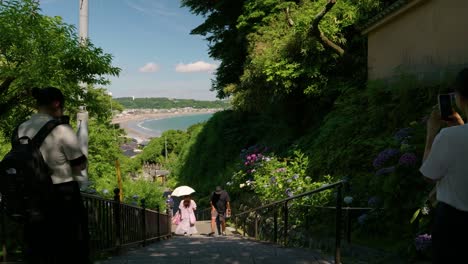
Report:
235,181,345,217
0,188,172,262
233,180,346,264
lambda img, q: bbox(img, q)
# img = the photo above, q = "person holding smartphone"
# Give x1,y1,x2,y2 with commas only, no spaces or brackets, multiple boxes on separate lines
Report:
420,68,468,263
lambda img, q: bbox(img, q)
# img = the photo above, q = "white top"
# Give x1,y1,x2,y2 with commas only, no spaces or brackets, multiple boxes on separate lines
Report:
420,125,468,211
18,113,85,184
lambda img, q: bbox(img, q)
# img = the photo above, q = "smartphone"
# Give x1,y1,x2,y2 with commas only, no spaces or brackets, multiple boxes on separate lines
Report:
438,94,454,121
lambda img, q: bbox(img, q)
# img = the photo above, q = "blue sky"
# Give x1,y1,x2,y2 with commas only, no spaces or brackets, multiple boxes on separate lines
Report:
39,0,218,100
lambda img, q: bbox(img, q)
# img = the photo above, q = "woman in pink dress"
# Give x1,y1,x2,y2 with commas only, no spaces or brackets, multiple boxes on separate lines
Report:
175,195,198,235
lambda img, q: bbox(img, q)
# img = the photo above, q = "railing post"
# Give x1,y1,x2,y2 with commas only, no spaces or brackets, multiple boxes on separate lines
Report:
346,208,351,243
284,201,288,246
113,188,121,254
243,216,246,237
273,209,278,244
156,205,161,239
335,183,343,264
254,213,258,240
141,199,146,246
167,208,171,237
1,198,7,263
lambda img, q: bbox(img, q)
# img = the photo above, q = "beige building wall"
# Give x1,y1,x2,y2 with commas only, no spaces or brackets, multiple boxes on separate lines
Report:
367,0,468,80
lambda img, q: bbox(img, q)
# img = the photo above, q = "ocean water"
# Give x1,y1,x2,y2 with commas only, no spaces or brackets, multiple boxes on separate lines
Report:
139,113,213,135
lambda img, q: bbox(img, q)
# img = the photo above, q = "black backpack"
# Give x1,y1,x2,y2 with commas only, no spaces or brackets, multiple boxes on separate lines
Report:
0,119,62,223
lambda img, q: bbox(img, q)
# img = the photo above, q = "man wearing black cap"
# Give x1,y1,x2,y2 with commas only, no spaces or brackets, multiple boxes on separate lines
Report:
210,186,231,236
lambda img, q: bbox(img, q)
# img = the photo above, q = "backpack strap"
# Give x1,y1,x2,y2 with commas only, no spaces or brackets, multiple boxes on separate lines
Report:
31,119,63,148
10,126,19,147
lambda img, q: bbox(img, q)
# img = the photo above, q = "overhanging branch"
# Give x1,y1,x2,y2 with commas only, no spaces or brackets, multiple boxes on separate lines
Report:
285,7,294,27
309,0,344,56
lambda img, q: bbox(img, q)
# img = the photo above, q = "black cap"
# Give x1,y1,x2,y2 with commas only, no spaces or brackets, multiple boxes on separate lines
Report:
31,87,65,108
215,186,222,194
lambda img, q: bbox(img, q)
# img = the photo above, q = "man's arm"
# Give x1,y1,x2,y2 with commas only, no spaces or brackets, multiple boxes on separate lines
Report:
60,125,87,174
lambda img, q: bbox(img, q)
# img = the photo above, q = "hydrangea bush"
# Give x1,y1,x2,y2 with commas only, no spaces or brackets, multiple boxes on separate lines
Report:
230,148,333,204
227,146,335,245
360,120,434,258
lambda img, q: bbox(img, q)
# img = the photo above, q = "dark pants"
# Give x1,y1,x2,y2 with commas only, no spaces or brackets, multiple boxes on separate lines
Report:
432,202,468,264
215,211,225,235
24,181,90,264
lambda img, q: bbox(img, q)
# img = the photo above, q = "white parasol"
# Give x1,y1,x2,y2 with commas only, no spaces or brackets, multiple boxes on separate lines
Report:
171,186,196,197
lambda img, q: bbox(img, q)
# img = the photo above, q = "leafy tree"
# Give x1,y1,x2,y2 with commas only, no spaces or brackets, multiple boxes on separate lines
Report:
0,0,120,134
181,0,248,98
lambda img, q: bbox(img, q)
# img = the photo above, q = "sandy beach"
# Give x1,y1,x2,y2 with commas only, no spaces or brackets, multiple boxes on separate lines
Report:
112,109,219,143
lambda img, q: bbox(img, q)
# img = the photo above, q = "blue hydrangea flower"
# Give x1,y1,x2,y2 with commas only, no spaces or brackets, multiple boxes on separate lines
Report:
358,214,368,225
285,188,294,197
270,176,277,183
373,149,400,168
398,153,417,167
368,196,380,207
287,179,292,183
132,195,139,200
375,166,396,176
415,234,432,251
292,174,299,180
394,128,412,142
102,189,109,195
343,196,353,204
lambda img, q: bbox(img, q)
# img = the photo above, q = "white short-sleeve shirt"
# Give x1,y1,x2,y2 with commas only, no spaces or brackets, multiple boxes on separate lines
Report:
420,125,468,211
18,113,85,184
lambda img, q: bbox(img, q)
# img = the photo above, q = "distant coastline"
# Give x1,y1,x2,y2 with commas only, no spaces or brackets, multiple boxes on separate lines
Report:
112,108,221,143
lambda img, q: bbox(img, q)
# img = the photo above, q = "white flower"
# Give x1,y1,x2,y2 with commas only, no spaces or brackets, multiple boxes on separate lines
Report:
421,207,430,215
226,181,233,186
240,183,246,188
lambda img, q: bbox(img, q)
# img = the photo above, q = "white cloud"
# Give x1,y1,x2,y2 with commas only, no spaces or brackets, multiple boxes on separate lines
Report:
175,61,218,73
124,0,179,17
139,62,160,73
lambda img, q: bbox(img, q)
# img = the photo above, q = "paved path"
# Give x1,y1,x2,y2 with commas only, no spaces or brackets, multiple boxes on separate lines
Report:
97,221,332,264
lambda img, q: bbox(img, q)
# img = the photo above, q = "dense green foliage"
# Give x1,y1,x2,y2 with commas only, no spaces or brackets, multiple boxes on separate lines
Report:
158,0,453,260
0,1,164,210
114,97,229,109
0,0,120,135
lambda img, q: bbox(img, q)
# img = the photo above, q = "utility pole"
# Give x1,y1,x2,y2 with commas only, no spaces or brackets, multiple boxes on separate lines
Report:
77,0,89,184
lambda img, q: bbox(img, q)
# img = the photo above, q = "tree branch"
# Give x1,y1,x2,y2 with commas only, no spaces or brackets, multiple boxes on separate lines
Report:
309,0,344,56
285,7,294,27
0,77,15,96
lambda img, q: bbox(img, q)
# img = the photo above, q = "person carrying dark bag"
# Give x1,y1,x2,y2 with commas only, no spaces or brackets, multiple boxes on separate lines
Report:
0,87,90,263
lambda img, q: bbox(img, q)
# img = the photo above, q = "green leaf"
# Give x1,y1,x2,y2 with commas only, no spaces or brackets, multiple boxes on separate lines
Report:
410,209,420,224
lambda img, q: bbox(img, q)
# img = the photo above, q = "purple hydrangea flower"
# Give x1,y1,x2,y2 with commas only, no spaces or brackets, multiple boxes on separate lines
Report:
398,153,417,167
375,166,396,176
357,214,368,225
270,176,277,183
373,149,400,168
132,194,139,200
415,234,432,251
285,188,294,197
292,174,299,180
368,196,380,207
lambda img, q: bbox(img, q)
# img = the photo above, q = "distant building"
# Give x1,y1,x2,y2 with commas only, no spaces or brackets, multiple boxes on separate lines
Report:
362,0,468,80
